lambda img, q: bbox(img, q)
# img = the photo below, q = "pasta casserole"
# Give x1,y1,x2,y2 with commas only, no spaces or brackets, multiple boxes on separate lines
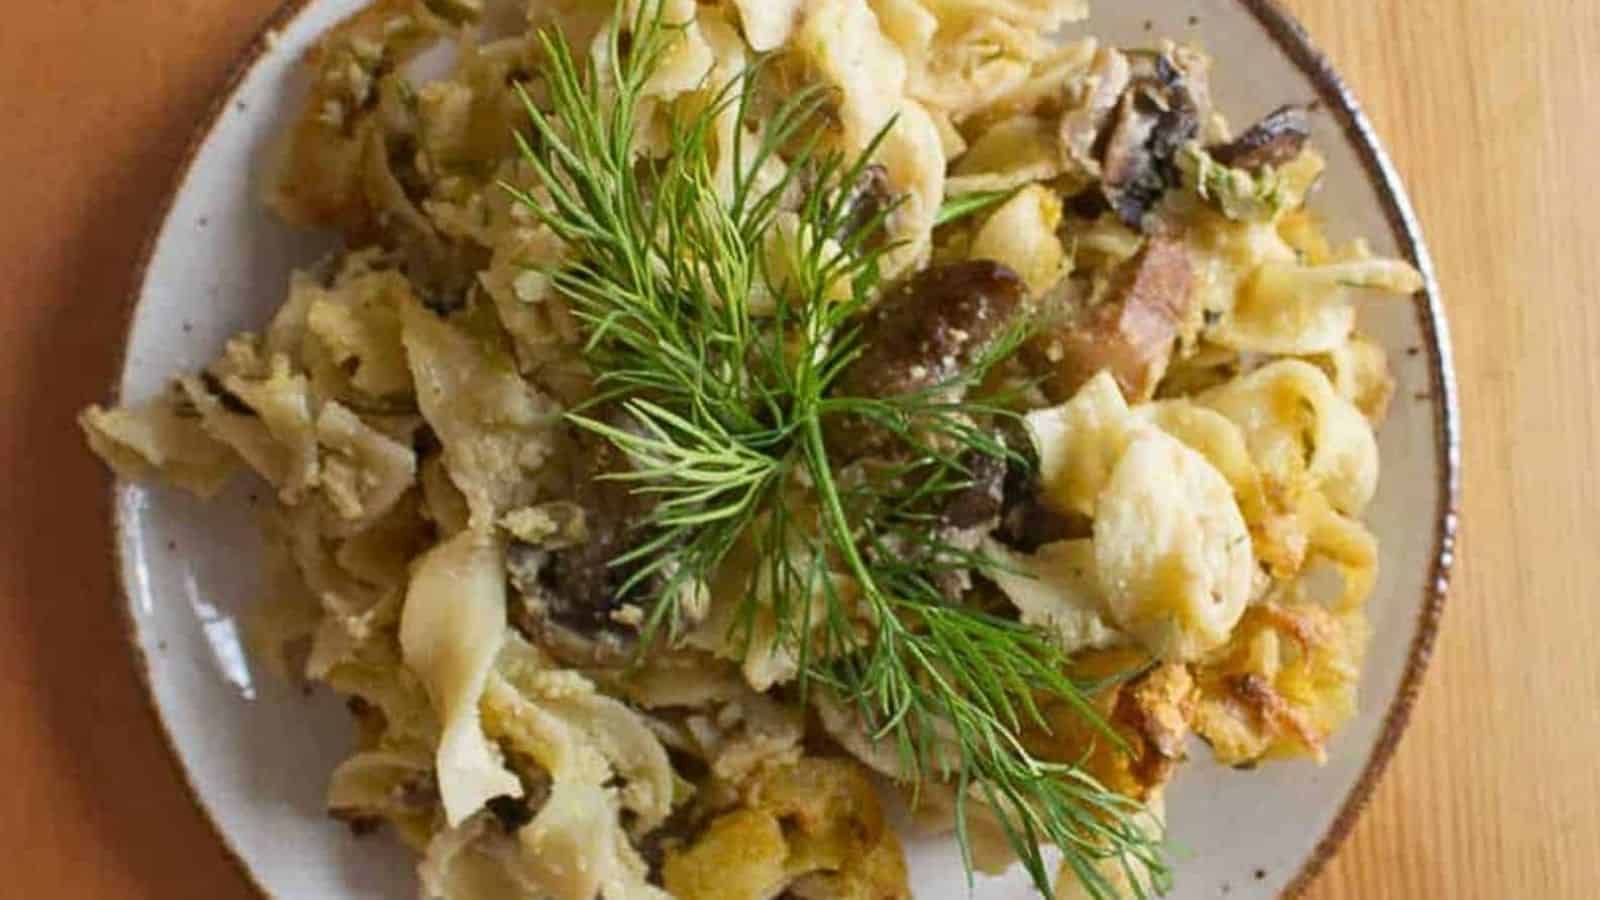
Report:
81,1,1422,897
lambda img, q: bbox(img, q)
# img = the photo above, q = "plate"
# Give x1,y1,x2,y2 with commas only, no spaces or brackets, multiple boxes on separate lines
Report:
108,1,1459,897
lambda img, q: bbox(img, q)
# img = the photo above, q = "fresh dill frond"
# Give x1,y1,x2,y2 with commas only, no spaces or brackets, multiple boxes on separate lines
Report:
935,187,1024,227
504,3,1172,897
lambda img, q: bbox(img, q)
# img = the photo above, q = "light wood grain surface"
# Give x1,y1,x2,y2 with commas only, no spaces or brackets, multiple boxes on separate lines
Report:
1,1,1595,898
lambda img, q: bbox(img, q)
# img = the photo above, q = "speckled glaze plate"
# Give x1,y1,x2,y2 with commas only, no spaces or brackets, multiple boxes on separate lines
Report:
107,1,1458,897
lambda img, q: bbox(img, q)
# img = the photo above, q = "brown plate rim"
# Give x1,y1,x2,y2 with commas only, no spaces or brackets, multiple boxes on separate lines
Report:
104,1,1461,898
106,1,322,898
1237,0,1461,895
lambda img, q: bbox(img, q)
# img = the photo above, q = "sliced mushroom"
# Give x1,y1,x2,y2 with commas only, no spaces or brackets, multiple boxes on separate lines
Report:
1026,234,1195,403
1097,49,1212,229
833,163,893,247
829,262,1031,596
996,454,1091,554
836,260,1028,400
508,544,634,667
1208,104,1312,172
923,450,1009,600
829,260,1027,460
937,451,1008,533
1059,47,1133,174
506,428,661,667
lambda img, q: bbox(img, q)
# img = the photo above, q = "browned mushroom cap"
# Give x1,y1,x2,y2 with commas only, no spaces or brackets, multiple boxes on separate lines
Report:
1097,51,1211,229
1208,104,1313,172
835,260,1027,401
829,260,1026,461
1027,234,1195,404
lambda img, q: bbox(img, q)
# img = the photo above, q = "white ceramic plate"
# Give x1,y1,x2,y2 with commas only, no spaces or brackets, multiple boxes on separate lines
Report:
108,1,1459,897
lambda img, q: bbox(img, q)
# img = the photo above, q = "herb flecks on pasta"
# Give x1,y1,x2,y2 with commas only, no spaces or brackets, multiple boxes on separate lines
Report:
79,0,1423,898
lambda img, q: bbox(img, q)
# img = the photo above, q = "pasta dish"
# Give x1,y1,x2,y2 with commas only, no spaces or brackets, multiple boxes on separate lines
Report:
81,0,1422,897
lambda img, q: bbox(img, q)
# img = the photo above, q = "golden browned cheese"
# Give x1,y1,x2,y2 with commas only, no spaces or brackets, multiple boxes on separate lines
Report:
1191,601,1367,766
1112,662,1198,791
661,809,790,900
783,836,910,900
664,758,910,900
1027,650,1196,801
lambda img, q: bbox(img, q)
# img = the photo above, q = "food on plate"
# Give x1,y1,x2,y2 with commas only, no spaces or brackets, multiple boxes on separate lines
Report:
81,0,1422,897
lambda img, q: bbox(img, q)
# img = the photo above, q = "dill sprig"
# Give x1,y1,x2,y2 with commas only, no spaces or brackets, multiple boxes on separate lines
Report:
935,187,1023,228
503,3,1172,897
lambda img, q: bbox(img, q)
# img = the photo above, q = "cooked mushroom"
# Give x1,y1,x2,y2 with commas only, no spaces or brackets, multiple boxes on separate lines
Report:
834,163,893,246
836,260,1028,401
840,448,1009,601
937,451,1008,533
1027,234,1195,403
996,455,1090,553
829,260,1027,460
1058,47,1132,174
1096,50,1212,228
508,545,634,666
829,261,1030,595
1208,104,1312,172
506,429,660,667
919,450,1010,599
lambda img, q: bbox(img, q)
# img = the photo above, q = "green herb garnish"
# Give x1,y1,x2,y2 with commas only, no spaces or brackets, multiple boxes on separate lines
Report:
935,187,1024,228
502,4,1171,897
1178,142,1286,223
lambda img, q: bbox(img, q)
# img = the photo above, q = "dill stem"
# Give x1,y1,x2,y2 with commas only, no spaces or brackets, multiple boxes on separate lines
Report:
801,413,880,606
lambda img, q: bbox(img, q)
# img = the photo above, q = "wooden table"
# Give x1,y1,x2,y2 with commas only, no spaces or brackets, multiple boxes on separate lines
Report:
2,2,1595,897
